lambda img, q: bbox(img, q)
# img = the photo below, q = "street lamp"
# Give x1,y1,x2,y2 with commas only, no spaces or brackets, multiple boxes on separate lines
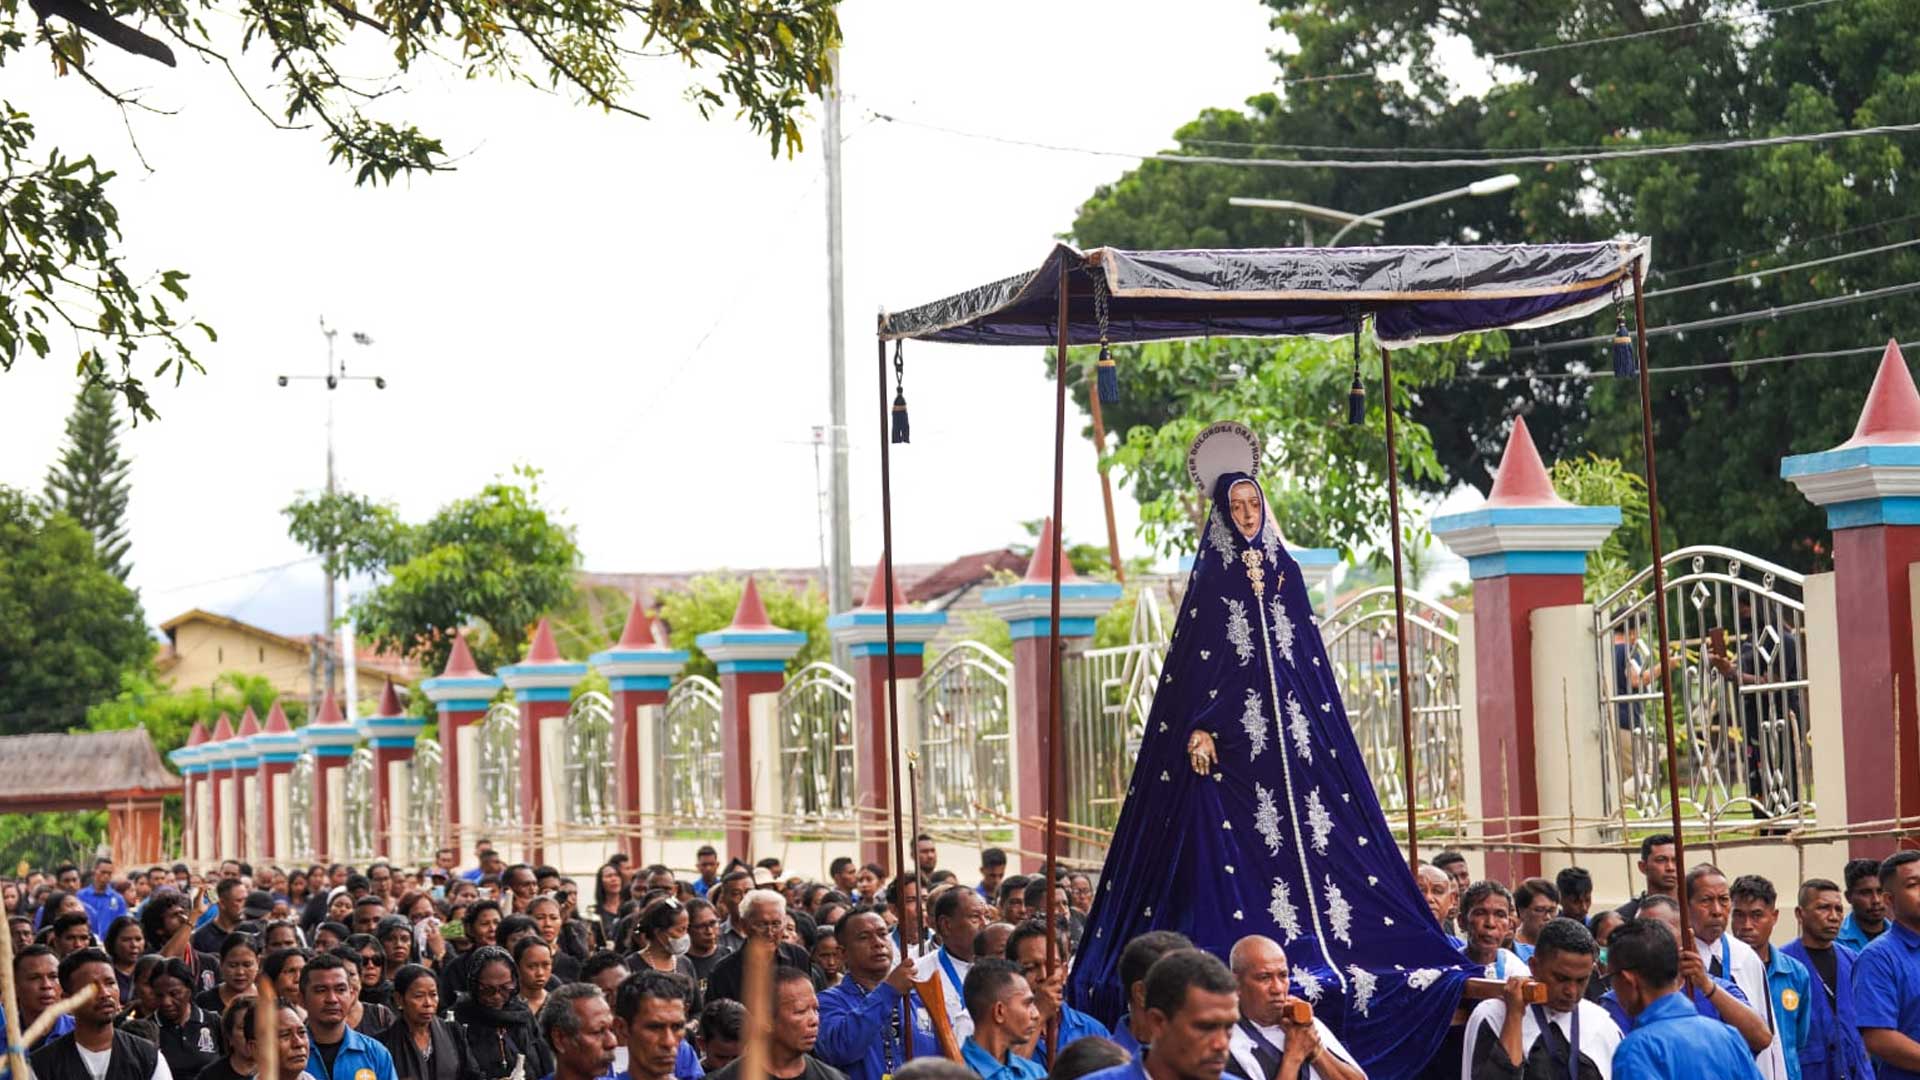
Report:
1230,175,1521,247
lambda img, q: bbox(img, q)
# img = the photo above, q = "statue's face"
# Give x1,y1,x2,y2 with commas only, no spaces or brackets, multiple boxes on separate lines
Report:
1228,481,1263,540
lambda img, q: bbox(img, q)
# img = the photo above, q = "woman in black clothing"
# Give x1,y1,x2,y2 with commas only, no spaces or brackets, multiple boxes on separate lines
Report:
349,933,395,1009
591,863,625,948
196,934,260,1014
329,943,397,1035
438,901,502,996
198,998,259,1080
524,897,583,983
378,963,476,1080
132,958,225,1080
142,890,221,993
621,897,698,1005
452,946,552,1080
105,915,146,1004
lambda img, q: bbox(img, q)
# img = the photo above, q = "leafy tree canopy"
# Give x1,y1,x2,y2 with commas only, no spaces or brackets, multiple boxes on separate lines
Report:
2,0,840,419
656,574,827,682
0,486,151,735
284,466,580,675
44,379,134,580
87,670,304,757
1067,0,1920,571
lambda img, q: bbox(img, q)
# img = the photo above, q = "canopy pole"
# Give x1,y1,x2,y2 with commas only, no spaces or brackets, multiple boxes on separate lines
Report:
1379,343,1421,868
876,334,914,1057
1631,259,1690,945
1039,260,1071,1067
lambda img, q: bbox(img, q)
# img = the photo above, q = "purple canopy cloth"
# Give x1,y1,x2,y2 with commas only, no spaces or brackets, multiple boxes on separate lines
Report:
877,239,1650,348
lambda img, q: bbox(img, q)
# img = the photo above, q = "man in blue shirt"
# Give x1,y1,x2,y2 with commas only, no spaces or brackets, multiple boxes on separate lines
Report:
1082,950,1240,1080
613,969,694,1080
299,953,397,1080
816,909,941,1080
1007,921,1108,1061
0,946,77,1061
691,847,720,900
958,959,1046,1080
535,983,620,1080
1110,932,1194,1057
977,850,1007,905
1608,918,1765,1080
75,858,127,940
1839,859,1890,955
1732,874,1814,1080
1598,894,1771,1052
1783,877,1874,1080
1855,850,1920,1079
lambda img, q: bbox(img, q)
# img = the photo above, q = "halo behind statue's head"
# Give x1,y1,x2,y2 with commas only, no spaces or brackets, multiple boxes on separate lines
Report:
1186,421,1261,496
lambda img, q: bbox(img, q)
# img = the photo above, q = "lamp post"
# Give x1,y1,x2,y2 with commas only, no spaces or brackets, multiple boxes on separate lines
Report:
278,319,388,717
1229,174,1521,246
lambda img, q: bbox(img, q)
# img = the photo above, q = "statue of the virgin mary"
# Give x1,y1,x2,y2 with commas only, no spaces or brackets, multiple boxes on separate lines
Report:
1067,421,1472,1079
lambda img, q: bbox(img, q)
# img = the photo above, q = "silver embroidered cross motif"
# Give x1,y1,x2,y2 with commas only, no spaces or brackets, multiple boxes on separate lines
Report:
1268,878,1301,943
1324,876,1352,946
1223,598,1254,666
1241,689,1268,759
1253,782,1282,855
1286,693,1312,763
1306,787,1333,853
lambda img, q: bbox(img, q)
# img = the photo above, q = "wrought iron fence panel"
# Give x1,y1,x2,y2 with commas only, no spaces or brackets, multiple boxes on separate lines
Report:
1593,545,1810,828
660,676,724,821
565,691,617,825
778,663,857,821
343,747,375,861
289,752,314,861
477,703,521,831
1321,586,1465,822
917,641,1014,822
1063,589,1169,858
410,738,444,858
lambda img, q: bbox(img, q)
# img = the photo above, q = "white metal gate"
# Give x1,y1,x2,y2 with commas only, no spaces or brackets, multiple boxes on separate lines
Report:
660,676,723,821
917,641,1014,823
477,703,521,832
778,663,857,821
565,691,617,825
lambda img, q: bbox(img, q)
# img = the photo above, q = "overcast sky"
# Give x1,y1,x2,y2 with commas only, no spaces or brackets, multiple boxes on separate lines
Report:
0,0,1470,637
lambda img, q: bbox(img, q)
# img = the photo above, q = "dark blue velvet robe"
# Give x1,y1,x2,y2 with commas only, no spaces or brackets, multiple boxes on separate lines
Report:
1067,472,1471,1079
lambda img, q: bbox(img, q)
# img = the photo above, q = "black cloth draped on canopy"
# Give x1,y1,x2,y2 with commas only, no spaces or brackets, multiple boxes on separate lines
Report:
876,239,1649,348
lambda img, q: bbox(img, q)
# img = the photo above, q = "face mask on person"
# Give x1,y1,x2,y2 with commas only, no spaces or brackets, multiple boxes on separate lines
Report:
668,933,691,957
1596,947,1608,968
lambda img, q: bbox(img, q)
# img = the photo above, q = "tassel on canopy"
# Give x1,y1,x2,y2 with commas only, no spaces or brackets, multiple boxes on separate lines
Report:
1611,315,1638,379
1346,319,1365,425
1096,340,1119,404
890,340,910,444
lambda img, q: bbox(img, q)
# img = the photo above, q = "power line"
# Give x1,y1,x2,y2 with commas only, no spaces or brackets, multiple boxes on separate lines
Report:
1644,236,1920,299
1652,212,1920,282
868,110,1920,170
1459,339,1916,382
144,556,323,597
1505,279,1920,357
1277,0,1846,87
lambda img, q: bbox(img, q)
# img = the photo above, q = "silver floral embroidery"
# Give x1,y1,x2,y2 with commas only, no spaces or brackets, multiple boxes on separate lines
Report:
1306,788,1334,854
1292,968,1324,1002
1253,783,1282,855
1261,518,1280,567
1286,693,1312,763
1223,598,1254,666
1241,690,1268,760
1268,878,1301,943
1324,876,1352,946
1208,511,1239,569
1407,968,1442,991
1270,595,1296,665
1347,966,1377,1015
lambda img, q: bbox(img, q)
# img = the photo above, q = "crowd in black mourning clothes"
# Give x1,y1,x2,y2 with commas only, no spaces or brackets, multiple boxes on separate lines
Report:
9,832,1920,1080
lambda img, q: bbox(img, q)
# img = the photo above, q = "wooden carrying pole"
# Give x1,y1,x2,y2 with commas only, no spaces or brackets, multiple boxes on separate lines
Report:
1631,259,1692,944
876,335,916,1057
1378,344,1424,865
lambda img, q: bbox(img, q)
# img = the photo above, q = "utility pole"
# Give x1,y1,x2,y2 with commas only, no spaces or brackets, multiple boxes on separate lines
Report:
824,47,853,624
280,319,387,715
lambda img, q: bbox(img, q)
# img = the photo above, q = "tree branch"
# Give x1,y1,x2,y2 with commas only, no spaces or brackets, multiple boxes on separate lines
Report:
26,0,176,66
324,0,389,34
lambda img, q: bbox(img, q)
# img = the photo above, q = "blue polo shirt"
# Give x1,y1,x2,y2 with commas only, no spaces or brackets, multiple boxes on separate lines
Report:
1601,975,1748,1031
1027,1004,1111,1061
1110,1013,1142,1057
1756,944,1813,1080
302,1025,397,1080
815,978,941,1080
1853,918,1920,1079
76,883,128,939
1838,914,1887,956
1782,939,1874,1080
960,1036,1047,1080
1080,1058,1148,1080
1613,992,1766,1080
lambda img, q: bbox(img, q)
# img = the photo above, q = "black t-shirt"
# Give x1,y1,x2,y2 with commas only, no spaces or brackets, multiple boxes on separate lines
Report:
1806,943,1840,997
708,1056,845,1080
312,1036,344,1080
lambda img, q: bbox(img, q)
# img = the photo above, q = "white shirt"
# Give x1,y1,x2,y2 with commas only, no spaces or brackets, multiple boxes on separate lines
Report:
1696,931,1788,1080
913,946,974,1040
1477,949,1531,981
1227,1016,1363,1080
1461,997,1623,1080
77,1040,175,1080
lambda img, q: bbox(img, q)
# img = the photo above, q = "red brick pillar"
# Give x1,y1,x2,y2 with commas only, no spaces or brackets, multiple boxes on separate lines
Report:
592,597,687,865
696,578,805,864
420,634,501,866
299,691,361,863
499,617,587,868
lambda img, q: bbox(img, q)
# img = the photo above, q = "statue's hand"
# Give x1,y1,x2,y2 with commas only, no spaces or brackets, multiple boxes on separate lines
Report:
1187,730,1217,775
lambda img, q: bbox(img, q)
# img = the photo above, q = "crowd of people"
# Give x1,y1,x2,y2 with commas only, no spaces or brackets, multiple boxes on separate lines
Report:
5,832,1920,1080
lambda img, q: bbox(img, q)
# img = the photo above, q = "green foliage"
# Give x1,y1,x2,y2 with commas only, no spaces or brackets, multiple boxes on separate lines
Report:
1006,518,1148,580
1096,336,1470,561
0,811,108,875
1066,0,1920,572
959,609,1013,660
1551,454,1652,603
283,466,581,675
550,583,637,660
656,575,828,682
44,380,134,580
1,0,838,418
0,486,151,735
86,670,306,758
